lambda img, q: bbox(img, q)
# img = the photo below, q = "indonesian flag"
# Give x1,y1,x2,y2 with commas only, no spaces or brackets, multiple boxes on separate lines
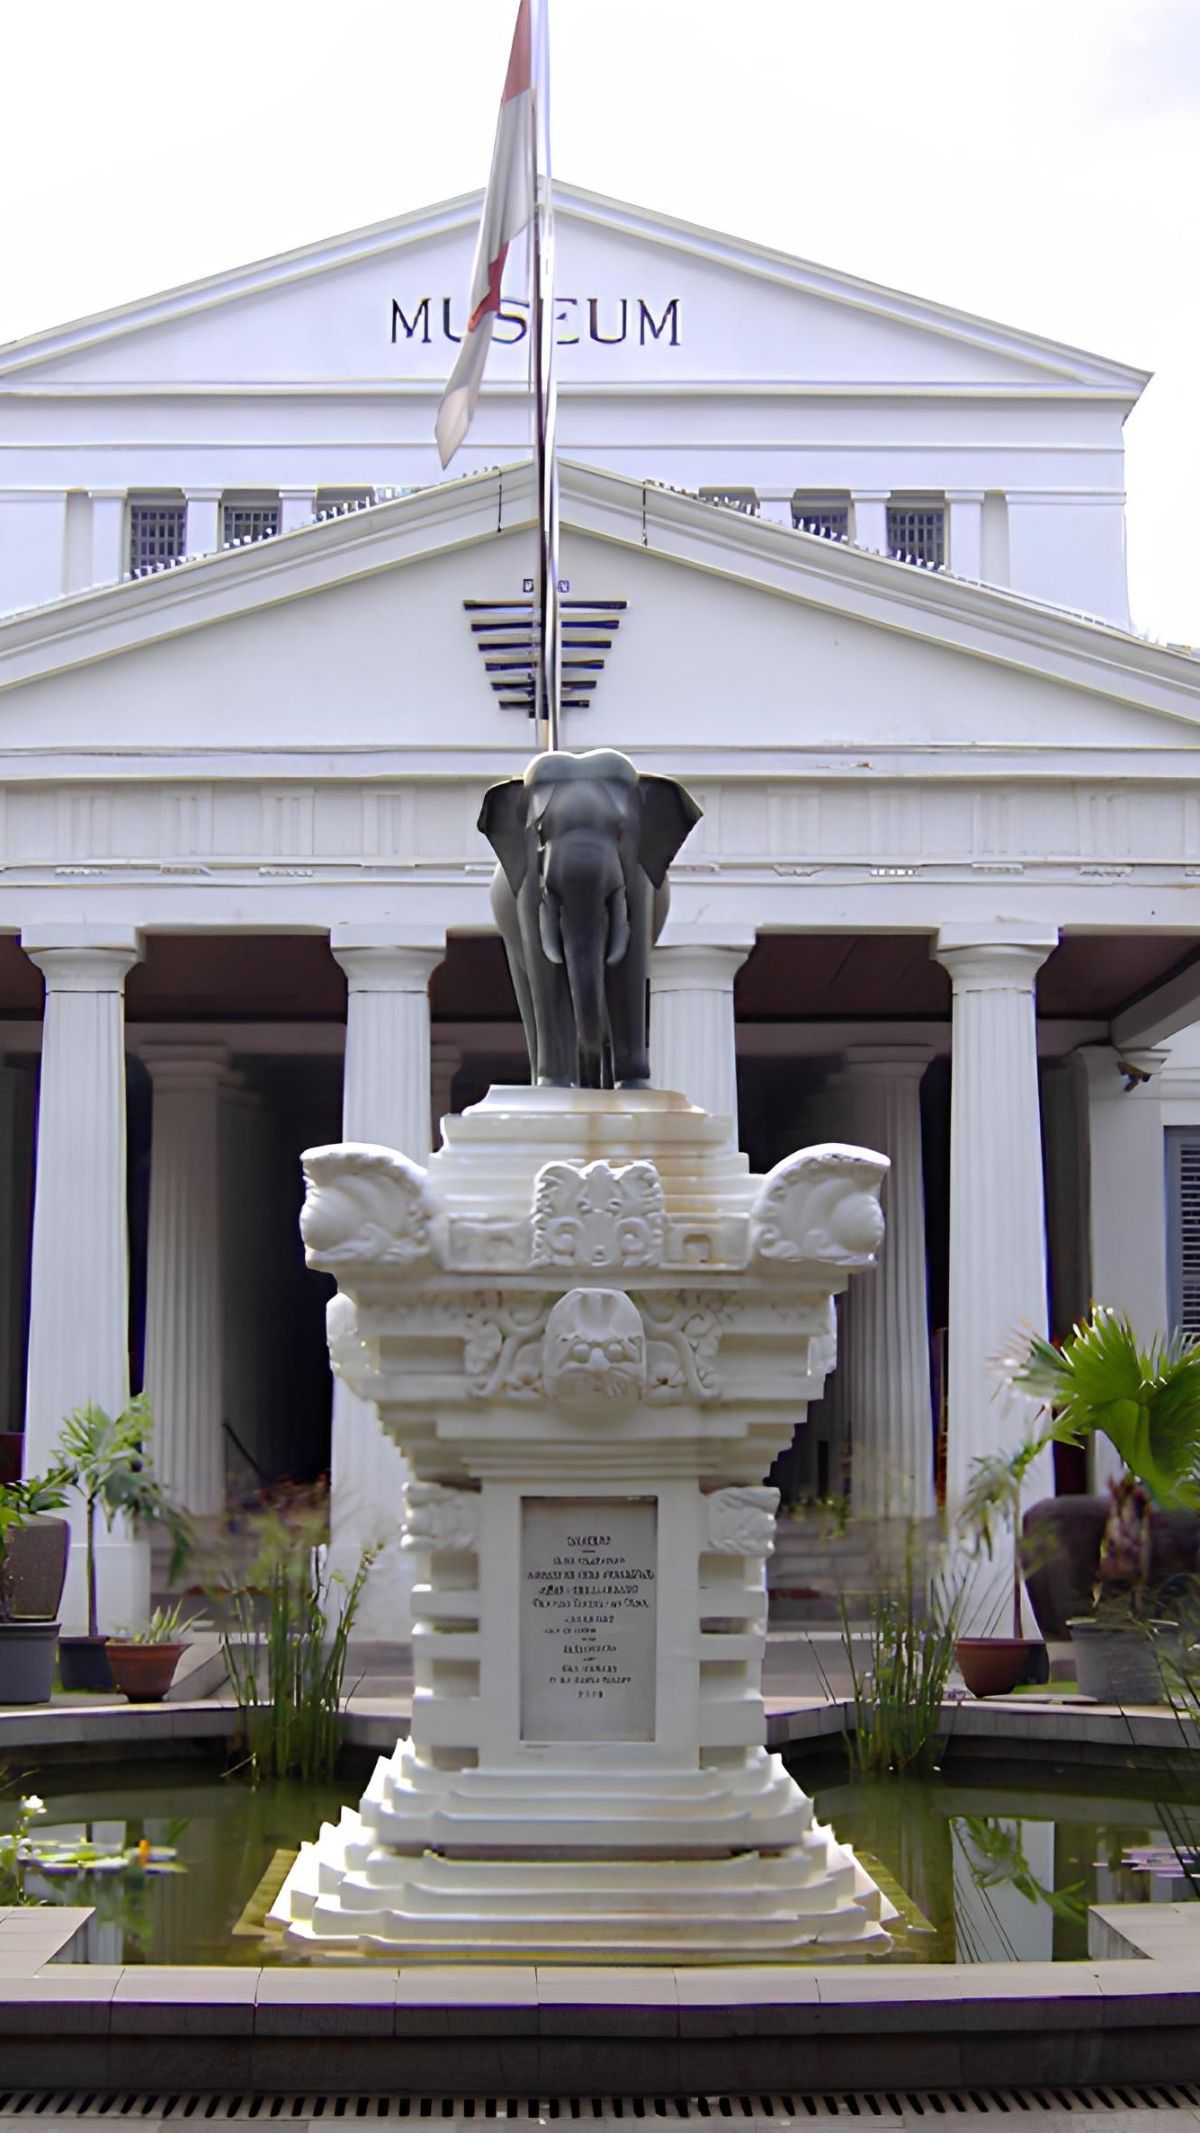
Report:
435,0,535,468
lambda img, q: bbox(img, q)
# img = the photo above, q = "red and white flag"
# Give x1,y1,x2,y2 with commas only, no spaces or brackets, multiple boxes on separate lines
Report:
435,1,535,469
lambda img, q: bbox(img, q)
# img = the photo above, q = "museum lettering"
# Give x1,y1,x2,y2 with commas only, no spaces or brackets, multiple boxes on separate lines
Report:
390,294,681,347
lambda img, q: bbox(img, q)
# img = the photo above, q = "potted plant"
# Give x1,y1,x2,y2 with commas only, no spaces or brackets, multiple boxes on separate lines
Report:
0,1474,71,1704
955,1431,1052,1696
54,1396,192,1691
106,1599,208,1703
1008,1308,1200,1703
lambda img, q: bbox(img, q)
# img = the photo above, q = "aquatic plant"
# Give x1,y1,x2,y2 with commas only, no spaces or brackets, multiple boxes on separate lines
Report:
834,1531,965,1775
955,1814,1086,1927
0,1790,47,1905
215,1492,376,1786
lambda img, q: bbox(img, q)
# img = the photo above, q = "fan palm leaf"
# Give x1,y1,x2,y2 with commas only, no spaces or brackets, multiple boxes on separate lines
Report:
1007,1308,1200,1511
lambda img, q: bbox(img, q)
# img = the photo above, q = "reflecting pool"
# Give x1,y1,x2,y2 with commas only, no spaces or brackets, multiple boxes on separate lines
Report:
1,1753,1197,1964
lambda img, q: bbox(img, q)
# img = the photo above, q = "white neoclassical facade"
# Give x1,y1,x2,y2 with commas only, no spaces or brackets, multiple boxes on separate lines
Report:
0,183,1198,1629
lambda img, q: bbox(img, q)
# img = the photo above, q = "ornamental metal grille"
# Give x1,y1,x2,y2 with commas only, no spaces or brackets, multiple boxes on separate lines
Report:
1168,1129,1200,1335
698,485,760,516
887,503,945,568
463,596,628,716
792,497,849,540
222,499,280,544
128,501,186,576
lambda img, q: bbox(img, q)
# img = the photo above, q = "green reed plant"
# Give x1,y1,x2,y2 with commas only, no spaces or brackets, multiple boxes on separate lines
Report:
215,1493,376,1786
837,1530,965,1776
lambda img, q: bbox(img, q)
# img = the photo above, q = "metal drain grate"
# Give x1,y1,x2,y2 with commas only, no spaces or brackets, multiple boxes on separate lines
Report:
0,2096,1198,2123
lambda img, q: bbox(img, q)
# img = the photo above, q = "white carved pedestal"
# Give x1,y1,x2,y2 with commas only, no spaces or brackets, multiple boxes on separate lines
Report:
272,1087,894,1962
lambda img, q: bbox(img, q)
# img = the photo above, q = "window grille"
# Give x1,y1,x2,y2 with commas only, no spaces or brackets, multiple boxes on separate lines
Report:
222,498,280,545
128,501,186,577
791,495,849,540
887,502,945,569
698,486,760,516
1168,1130,1200,1335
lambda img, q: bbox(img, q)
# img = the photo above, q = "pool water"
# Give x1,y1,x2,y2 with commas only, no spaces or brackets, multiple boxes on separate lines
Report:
1,1753,1197,1965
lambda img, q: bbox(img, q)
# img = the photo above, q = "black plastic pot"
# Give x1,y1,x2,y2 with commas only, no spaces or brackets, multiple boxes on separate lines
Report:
0,1619,59,1704
57,1633,115,1692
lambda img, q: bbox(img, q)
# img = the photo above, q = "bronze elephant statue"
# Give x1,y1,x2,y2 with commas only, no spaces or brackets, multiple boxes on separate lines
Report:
478,748,702,1088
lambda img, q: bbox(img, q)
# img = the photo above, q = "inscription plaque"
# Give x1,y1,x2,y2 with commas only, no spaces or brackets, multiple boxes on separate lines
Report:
520,1497,657,1742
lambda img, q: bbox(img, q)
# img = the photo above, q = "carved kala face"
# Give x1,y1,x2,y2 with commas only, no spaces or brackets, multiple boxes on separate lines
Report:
542,1287,648,1410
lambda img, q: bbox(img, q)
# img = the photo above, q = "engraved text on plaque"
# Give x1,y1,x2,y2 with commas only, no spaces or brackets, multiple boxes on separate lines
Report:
520,1497,657,1742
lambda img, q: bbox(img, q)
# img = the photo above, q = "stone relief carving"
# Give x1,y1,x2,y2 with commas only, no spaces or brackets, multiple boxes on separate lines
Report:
444,1214,531,1271
751,1146,887,1271
542,1288,647,1410
531,1159,664,1269
301,1143,434,1273
460,1291,550,1400
663,1214,748,1271
402,1480,480,1553
636,1290,731,1401
705,1485,781,1557
325,1292,375,1400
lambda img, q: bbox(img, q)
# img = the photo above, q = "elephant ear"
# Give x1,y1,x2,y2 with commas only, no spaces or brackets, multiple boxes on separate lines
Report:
638,776,704,888
477,779,529,894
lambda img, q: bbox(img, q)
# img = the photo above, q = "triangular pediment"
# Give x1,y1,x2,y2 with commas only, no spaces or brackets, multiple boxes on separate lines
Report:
0,460,1193,763
0,185,1147,397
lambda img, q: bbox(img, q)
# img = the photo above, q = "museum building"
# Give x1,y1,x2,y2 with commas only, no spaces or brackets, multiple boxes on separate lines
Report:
1,182,1199,1626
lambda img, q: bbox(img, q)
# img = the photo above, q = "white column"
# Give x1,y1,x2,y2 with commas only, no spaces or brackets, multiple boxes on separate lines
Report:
22,924,147,1631
947,491,985,580
329,924,445,1640
1078,1043,1169,1492
937,925,1057,1622
89,491,126,586
839,1048,935,1520
851,491,890,554
185,490,221,559
279,488,317,535
430,1037,462,1153
649,925,754,1140
142,1042,228,1517
0,1066,33,1437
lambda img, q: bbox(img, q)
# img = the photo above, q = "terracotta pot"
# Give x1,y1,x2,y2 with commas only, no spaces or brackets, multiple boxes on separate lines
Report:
105,1640,184,1704
955,1636,1043,1698
57,1633,115,1691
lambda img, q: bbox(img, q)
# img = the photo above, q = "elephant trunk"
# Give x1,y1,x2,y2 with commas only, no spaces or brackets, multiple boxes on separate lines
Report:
541,832,627,1087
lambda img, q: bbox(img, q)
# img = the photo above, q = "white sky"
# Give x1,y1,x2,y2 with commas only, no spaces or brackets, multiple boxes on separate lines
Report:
2,0,1197,641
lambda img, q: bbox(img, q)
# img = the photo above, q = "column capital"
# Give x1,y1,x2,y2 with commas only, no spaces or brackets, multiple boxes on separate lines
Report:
331,923,445,994
651,926,755,989
22,924,141,992
842,1043,934,1081
935,922,1057,993
139,1039,230,1091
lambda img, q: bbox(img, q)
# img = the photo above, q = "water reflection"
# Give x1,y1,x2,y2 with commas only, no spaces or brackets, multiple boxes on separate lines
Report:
808,1757,1200,1963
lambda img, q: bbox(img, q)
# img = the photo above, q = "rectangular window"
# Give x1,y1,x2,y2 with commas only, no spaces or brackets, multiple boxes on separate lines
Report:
128,500,187,577
1167,1129,1200,1334
887,501,945,569
222,497,280,545
698,486,760,516
791,494,849,540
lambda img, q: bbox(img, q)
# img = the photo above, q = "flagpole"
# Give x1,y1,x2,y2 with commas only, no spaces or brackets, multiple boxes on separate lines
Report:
529,0,560,752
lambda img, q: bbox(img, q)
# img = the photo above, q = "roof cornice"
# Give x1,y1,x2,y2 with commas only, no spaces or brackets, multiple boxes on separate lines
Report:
0,182,1149,397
